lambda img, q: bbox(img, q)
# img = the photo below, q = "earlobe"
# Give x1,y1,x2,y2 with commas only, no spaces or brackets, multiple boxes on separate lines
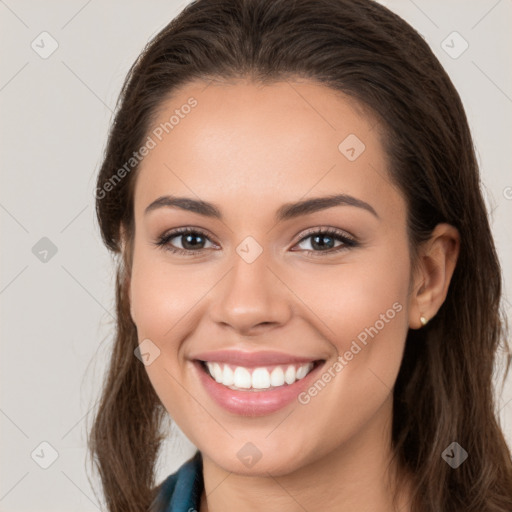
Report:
408,223,460,329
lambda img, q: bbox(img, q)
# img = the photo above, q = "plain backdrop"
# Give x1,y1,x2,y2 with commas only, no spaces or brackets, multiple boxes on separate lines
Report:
1,0,511,510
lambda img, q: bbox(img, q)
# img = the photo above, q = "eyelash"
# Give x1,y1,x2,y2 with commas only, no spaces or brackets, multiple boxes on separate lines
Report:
153,226,359,258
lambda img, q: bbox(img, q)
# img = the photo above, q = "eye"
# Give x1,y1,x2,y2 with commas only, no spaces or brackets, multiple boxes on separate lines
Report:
153,226,358,257
153,227,216,256
292,227,358,256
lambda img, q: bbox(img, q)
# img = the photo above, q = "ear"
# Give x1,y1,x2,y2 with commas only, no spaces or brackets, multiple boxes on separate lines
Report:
408,223,460,329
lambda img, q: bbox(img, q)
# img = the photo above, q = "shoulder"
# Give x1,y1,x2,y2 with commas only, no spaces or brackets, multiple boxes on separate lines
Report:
151,450,203,512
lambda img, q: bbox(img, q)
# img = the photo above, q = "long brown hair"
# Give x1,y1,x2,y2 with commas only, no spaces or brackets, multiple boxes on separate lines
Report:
88,0,512,510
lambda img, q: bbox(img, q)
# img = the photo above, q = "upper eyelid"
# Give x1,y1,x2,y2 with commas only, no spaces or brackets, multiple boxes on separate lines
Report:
297,225,355,240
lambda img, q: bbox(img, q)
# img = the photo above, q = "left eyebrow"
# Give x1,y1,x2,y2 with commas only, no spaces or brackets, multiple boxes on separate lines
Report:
275,194,379,221
144,193,379,221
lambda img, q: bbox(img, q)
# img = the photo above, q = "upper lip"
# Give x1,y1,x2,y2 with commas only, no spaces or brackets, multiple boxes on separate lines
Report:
192,350,323,367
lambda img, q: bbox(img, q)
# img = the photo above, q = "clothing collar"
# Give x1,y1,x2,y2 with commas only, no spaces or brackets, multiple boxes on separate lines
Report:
156,450,203,512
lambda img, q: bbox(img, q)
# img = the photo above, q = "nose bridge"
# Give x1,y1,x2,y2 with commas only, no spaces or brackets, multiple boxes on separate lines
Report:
209,240,291,333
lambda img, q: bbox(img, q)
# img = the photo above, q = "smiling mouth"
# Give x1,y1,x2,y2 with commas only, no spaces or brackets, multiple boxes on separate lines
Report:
198,359,325,392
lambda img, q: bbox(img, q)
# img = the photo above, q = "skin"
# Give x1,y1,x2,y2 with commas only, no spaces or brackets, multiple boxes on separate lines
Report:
125,79,460,512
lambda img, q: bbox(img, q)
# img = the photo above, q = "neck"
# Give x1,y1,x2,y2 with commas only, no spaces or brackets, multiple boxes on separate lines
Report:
199,395,413,512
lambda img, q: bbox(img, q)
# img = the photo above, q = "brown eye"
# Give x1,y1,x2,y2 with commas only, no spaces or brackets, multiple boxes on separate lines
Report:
154,228,216,256
292,227,358,256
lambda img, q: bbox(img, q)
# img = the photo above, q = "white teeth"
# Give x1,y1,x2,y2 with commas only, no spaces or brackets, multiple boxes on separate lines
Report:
212,362,223,383
222,364,234,386
233,367,252,388
284,365,296,385
206,362,214,376
296,365,308,379
270,366,285,387
251,368,271,389
204,361,315,390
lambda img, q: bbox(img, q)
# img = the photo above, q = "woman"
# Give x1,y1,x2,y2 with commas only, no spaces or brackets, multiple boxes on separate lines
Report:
89,0,512,510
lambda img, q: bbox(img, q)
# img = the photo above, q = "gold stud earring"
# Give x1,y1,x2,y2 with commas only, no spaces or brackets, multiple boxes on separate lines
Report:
420,316,428,326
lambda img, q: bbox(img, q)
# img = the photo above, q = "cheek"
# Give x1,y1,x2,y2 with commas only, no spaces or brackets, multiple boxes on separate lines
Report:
129,247,197,416
336,265,408,351
129,247,204,339
128,246,216,411
288,240,411,394
288,252,410,447
290,245,409,345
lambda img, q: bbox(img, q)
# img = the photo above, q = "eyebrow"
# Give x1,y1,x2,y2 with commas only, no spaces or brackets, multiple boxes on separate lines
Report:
144,193,379,221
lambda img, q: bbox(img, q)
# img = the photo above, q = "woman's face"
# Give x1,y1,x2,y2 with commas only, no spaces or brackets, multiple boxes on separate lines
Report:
128,79,416,475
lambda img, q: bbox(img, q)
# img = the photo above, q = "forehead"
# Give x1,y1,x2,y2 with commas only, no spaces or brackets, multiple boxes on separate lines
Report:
133,79,405,224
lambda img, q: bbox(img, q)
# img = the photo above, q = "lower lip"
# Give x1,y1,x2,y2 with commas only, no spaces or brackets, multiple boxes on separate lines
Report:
194,360,325,416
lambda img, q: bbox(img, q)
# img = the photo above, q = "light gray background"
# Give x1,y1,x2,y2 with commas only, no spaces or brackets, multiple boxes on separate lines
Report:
1,1,511,510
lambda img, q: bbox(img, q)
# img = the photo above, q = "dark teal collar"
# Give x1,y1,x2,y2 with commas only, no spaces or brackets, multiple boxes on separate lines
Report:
154,450,203,512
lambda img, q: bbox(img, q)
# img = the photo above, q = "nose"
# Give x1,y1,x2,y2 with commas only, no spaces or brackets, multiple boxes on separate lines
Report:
208,250,292,336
